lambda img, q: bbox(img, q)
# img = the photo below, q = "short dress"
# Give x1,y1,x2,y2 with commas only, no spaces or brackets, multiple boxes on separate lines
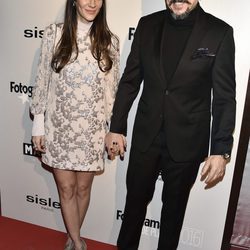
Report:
30,22,119,171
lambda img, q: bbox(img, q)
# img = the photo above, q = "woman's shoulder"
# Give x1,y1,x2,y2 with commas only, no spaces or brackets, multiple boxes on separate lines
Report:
43,23,63,38
55,23,64,30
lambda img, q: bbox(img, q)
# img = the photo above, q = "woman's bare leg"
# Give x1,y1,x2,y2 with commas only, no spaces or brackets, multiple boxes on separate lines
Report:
53,169,82,249
54,169,95,250
76,171,95,227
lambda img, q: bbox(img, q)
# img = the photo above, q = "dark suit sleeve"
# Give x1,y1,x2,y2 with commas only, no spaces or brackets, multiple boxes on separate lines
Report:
210,26,236,156
109,18,144,136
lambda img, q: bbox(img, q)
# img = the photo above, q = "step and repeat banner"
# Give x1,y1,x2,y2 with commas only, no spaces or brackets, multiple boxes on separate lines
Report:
1,1,250,250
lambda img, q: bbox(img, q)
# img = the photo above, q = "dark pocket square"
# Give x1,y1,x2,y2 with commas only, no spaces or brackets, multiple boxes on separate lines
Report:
191,48,216,59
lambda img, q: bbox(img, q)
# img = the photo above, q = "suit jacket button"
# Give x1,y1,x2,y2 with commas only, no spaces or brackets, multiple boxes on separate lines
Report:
165,90,169,95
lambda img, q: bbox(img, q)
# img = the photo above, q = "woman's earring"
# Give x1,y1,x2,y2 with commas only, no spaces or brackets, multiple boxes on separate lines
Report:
72,1,76,7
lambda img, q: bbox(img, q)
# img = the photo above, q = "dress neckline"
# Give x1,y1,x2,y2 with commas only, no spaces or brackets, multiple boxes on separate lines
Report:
77,20,93,32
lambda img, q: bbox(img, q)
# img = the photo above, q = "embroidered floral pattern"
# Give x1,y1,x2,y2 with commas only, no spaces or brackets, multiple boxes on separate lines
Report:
31,24,119,171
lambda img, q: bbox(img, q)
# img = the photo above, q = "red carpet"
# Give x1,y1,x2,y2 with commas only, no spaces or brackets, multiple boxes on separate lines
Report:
0,216,117,250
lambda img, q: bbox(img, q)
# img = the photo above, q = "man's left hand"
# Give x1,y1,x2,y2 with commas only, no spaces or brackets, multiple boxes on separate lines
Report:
200,155,228,187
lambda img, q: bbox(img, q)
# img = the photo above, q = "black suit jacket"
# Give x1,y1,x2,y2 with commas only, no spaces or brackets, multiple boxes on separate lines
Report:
110,6,236,162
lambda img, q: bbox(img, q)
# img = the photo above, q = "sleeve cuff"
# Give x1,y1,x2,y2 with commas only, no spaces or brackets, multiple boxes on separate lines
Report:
32,114,45,136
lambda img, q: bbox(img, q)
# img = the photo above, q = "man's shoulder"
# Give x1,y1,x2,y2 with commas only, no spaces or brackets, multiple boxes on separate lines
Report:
202,10,233,30
140,10,166,25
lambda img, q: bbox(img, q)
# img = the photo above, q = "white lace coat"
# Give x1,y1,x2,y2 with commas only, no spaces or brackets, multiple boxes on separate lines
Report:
30,23,119,171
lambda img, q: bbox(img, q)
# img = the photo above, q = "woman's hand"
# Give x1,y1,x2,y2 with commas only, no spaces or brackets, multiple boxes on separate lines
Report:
105,132,126,160
32,135,46,153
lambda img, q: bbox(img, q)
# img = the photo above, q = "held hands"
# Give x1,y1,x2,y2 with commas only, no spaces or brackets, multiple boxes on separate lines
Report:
200,155,228,188
105,132,127,160
32,135,46,153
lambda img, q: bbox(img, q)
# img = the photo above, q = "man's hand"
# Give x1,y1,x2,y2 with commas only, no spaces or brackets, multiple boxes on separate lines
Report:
32,135,46,153
105,132,127,160
200,155,228,187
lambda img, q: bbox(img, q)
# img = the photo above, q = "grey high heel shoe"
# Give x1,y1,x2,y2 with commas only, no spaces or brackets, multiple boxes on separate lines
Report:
72,239,87,250
64,237,74,250
80,239,87,250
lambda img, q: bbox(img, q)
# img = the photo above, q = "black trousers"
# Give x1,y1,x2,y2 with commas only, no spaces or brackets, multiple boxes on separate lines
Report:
117,129,200,250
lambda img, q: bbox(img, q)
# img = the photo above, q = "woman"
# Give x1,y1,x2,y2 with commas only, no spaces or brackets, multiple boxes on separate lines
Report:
30,0,119,249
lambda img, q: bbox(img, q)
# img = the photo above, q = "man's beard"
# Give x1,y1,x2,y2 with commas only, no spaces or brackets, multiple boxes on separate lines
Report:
168,0,193,20
171,9,191,20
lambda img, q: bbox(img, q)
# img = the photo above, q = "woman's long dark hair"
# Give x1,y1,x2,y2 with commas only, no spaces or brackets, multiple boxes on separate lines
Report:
51,0,116,73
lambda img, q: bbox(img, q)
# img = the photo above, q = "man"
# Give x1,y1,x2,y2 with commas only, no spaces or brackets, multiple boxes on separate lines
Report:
105,0,236,249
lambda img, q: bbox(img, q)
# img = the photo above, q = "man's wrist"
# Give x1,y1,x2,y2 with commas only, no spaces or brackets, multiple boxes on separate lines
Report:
221,153,231,160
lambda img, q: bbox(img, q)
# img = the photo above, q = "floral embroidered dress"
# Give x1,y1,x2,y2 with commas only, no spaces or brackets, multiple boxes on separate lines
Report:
30,21,119,171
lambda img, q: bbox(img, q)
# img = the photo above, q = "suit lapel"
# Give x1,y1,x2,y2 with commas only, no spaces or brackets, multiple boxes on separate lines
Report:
153,12,168,86
159,16,168,85
167,7,210,86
